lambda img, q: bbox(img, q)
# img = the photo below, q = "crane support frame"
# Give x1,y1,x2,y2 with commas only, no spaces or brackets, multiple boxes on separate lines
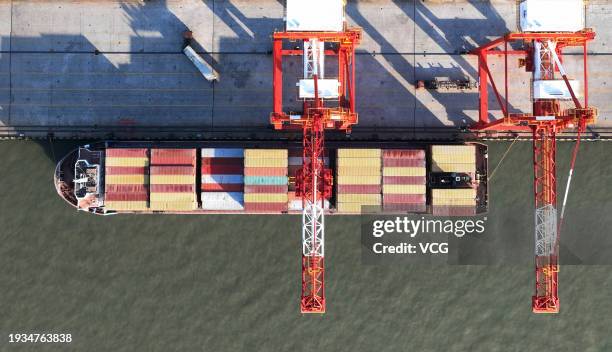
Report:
470,29,597,313
270,26,362,314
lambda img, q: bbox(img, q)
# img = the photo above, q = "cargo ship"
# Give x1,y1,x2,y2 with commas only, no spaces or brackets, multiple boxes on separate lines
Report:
55,142,488,216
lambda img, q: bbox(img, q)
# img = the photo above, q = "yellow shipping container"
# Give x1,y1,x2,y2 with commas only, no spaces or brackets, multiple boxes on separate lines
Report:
382,167,426,177
431,162,475,173
337,157,381,168
337,194,381,204
336,203,382,213
150,174,195,185
431,198,476,206
337,149,381,158
245,149,288,159
105,174,148,185
244,193,289,203
383,184,426,194
336,175,381,185
432,188,477,199
336,166,382,176
432,153,476,165
150,201,197,211
105,157,149,167
150,192,195,202
105,201,148,211
244,158,288,168
431,145,475,156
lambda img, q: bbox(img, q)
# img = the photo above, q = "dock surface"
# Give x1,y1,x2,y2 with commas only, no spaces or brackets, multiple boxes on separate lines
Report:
0,0,611,138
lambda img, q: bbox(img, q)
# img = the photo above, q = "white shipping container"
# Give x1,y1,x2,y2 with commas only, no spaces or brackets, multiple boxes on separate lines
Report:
288,199,330,211
298,79,341,99
201,174,244,184
201,148,244,158
519,0,584,33
201,192,244,210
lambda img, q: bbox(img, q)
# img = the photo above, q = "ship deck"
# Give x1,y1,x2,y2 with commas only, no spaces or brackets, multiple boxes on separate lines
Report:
1,0,611,139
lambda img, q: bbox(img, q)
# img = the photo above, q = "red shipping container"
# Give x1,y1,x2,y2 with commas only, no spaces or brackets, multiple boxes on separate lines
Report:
382,159,425,167
151,149,196,166
244,185,289,193
244,202,288,212
382,149,425,159
106,148,148,158
105,192,148,201
383,176,426,185
150,184,195,193
383,203,427,213
150,165,195,175
201,183,244,192
201,157,244,166
105,184,148,193
432,206,477,216
244,167,287,177
201,164,243,175
383,194,426,204
105,166,147,175
337,184,382,194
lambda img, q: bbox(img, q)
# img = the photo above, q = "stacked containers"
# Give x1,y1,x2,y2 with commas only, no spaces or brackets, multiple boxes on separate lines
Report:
149,149,197,211
336,149,382,213
382,149,426,212
431,145,477,216
200,148,245,210
431,189,477,216
244,149,288,212
104,148,149,211
287,148,330,211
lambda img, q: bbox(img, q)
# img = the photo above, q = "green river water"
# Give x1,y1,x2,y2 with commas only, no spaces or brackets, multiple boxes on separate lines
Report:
1,140,611,351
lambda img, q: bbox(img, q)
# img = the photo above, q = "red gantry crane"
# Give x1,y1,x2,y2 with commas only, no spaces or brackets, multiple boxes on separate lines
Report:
470,1,597,313
270,0,361,313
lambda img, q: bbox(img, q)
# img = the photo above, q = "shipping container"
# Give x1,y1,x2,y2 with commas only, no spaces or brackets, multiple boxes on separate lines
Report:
244,149,287,159
337,149,381,158
244,158,289,168
382,167,426,177
151,149,196,165
201,148,244,158
201,174,244,184
382,149,425,159
383,184,426,194
201,183,244,192
106,148,148,158
104,192,148,202
244,193,289,203
150,174,194,185
337,194,381,204
105,157,149,167
337,158,380,168
105,166,147,175
244,185,289,193
244,176,288,186
383,194,426,203
383,176,427,185
104,201,148,211
244,167,287,177
336,184,381,194
244,202,288,212
382,159,425,167
336,167,382,176
150,165,195,175
336,175,381,185
336,203,382,213
201,164,244,174
105,174,148,185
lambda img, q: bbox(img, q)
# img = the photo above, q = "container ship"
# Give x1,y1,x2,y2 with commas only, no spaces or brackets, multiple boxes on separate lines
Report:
55,142,488,216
